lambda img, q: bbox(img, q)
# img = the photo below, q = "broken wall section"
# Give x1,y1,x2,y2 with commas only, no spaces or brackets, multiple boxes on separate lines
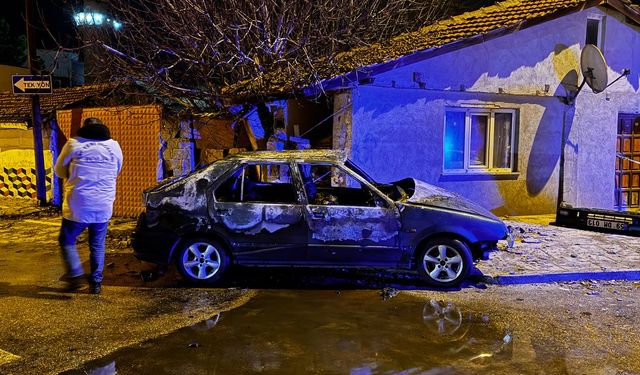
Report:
161,116,236,178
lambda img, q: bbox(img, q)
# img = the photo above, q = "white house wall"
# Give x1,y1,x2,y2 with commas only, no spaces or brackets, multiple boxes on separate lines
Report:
573,10,640,209
349,6,640,215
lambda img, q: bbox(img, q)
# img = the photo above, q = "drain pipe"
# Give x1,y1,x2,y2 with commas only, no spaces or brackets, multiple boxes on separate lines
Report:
557,105,568,209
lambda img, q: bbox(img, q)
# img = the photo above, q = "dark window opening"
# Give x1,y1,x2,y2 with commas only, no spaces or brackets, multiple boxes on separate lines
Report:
286,96,334,149
215,163,297,204
586,18,600,46
298,163,385,208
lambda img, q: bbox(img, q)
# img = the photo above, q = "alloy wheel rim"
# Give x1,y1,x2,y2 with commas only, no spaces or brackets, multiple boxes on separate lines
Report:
423,244,463,283
182,242,221,280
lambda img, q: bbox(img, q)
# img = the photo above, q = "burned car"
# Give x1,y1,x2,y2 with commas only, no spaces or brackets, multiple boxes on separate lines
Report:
132,150,509,287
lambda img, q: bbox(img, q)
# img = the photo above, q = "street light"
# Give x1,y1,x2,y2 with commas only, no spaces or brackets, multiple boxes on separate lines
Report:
73,11,122,30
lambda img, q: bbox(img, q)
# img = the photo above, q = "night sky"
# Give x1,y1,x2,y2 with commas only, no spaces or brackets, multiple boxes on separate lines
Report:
1,0,79,65
0,0,504,67
2,0,639,67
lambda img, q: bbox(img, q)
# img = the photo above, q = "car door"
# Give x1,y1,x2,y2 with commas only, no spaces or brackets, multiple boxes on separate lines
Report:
210,161,308,265
296,162,401,266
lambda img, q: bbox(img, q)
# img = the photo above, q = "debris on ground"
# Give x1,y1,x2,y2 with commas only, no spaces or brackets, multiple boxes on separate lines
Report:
480,215,640,278
380,287,399,300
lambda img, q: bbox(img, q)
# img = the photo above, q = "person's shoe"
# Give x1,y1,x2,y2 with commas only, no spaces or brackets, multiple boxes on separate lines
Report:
89,282,102,295
62,275,84,292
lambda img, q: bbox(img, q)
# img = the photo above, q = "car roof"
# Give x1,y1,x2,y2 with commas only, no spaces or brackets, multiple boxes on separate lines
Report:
229,149,347,163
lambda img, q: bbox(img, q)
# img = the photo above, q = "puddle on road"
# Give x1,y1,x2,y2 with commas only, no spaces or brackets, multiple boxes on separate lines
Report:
65,290,563,374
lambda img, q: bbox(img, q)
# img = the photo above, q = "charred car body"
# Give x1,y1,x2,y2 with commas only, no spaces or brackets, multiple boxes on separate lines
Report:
133,150,509,286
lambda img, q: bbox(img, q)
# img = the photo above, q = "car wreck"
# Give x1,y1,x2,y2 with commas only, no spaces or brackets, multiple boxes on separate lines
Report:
132,150,510,287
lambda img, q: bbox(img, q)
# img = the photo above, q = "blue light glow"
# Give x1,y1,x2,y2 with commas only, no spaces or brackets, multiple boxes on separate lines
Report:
444,111,465,170
93,13,104,25
74,12,122,30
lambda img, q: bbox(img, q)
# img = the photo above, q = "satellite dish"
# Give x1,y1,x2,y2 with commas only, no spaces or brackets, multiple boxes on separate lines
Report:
580,44,608,93
565,45,628,104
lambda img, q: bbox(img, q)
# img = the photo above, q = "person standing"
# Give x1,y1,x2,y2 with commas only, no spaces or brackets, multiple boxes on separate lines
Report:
54,117,123,294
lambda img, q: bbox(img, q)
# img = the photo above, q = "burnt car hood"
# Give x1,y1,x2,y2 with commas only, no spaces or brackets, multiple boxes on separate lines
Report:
396,178,499,221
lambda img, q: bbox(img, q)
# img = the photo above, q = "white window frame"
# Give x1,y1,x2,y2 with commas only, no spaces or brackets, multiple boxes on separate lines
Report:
443,108,517,174
586,14,605,50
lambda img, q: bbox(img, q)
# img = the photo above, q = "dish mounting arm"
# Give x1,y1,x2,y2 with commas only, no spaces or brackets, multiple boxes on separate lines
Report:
566,68,631,105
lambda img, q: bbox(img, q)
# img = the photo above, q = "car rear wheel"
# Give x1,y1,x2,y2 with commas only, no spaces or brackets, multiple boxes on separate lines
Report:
175,238,230,285
417,238,473,287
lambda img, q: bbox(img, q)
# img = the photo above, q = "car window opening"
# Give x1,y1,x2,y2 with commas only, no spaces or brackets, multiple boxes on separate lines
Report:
345,159,376,184
298,163,385,208
215,163,298,204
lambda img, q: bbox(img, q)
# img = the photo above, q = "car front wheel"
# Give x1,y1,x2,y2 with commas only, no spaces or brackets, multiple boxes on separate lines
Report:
417,238,473,287
175,238,230,285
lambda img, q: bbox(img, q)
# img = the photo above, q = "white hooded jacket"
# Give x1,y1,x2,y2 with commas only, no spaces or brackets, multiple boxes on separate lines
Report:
54,137,123,223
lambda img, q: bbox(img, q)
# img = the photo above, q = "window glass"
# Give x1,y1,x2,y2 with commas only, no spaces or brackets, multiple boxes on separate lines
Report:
493,113,513,169
470,114,488,167
444,111,465,170
443,109,517,172
618,117,633,135
214,163,297,204
298,163,382,207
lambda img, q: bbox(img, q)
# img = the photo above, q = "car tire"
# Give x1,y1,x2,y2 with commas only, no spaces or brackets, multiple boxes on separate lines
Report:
417,238,473,287
175,237,230,285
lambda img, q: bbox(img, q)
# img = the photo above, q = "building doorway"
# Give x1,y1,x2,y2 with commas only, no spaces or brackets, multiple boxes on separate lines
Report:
615,113,640,211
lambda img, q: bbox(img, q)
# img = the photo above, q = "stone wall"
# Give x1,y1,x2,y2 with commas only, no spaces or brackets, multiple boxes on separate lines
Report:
160,117,235,178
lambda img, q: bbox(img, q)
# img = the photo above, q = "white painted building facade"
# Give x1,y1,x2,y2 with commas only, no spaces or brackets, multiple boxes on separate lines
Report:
340,6,640,215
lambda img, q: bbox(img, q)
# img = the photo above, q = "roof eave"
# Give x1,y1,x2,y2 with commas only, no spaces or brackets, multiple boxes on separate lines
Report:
603,0,640,25
310,0,605,95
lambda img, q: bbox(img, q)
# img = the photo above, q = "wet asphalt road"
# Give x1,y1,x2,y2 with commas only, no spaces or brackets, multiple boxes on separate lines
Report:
0,209,254,375
1,202,640,374
64,286,640,375
65,290,514,375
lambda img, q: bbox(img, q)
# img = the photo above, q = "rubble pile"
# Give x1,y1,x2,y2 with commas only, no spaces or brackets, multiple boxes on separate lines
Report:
479,217,640,278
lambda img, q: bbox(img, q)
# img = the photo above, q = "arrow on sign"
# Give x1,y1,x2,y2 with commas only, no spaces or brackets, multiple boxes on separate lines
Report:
12,75,53,95
14,78,26,92
14,78,51,92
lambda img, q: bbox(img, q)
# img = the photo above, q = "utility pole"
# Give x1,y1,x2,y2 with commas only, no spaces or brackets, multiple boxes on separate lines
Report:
25,0,47,205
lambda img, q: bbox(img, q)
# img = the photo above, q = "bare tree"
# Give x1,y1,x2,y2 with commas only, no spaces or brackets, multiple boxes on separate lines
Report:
77,0,449,111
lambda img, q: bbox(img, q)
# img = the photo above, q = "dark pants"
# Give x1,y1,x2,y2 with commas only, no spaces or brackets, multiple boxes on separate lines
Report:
58,218,109,284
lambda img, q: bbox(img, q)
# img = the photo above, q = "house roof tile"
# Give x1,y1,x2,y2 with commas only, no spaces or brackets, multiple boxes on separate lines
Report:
0,83,121,123
229,0,617,97
319,0,640,88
